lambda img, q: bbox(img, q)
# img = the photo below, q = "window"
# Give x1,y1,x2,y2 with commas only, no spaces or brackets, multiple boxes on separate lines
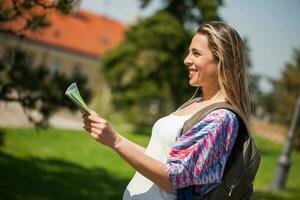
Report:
25,52,35,67
72,63,82,76
2,48,14,65
50,58,60,74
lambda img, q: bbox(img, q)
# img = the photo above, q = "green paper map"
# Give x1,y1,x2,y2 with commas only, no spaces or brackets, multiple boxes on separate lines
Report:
65,82,91,114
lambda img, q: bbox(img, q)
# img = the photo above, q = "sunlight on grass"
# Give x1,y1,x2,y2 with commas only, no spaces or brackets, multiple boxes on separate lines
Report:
0,128,299,200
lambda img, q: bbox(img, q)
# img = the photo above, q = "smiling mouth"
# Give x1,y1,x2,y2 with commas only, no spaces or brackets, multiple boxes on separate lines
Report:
188,68,198,74
188,68,198,79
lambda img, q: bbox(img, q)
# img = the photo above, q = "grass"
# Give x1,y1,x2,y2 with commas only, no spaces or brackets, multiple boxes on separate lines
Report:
0,127,299,200
252,135,300,200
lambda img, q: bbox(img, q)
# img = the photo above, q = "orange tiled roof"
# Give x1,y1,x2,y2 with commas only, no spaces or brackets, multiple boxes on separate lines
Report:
0,7,126,58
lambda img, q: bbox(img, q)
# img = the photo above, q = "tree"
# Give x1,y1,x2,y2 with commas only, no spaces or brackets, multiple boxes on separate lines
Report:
261,48,300,148
273,49,300,124
140,0,223,26
101,0,259,125
0,0,80,34
0,0,91,128
102,12,191,125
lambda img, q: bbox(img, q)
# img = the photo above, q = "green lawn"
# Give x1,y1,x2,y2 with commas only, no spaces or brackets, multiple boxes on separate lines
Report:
0,127,299,200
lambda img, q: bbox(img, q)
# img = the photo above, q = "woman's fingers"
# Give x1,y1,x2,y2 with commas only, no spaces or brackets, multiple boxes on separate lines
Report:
90,131,101,140
83,118,104,129
83,118,90,125
81,110,106,125
83,120,91,128
88,113,107,124
83,124,100,136
83,124,91,132
91,122,107,130
88,115,101,123
91,127,101,134
81,110,117,147
82,113,91,122
81,110,94,121
90,127,105,141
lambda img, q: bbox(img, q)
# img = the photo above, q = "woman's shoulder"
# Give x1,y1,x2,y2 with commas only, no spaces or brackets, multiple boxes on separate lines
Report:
181,108,238,135
207,108,237,120
183,108,239,141
195,108,239,127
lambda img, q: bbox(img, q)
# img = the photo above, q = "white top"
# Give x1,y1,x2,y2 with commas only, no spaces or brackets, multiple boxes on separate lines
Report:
123,113,191,200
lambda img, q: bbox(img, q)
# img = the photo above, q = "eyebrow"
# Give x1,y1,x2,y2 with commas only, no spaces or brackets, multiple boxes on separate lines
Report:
190,48,202,53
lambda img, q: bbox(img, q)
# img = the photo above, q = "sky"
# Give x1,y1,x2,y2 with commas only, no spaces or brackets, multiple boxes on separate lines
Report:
81,0,300,92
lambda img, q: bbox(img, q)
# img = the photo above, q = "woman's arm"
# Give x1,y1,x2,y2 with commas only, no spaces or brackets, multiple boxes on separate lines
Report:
114,136,173,192
119,135,146,152
82,111,173,193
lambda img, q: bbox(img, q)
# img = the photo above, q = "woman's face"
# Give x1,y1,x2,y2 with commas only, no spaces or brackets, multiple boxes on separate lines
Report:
184,33,219,87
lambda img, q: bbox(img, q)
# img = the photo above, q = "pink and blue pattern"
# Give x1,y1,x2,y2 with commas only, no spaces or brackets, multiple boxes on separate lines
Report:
165,109,239,195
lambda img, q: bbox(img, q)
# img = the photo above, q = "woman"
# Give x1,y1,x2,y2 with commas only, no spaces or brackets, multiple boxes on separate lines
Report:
82,21,251,200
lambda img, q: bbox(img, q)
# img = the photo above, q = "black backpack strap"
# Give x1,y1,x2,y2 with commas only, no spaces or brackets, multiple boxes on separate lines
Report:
181,102,249,136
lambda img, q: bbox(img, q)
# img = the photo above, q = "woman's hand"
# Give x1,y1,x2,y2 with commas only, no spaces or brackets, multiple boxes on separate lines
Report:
82,111,120,149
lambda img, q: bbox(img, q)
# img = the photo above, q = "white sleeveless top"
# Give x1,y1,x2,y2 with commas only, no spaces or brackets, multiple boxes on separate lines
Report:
122,113,191,200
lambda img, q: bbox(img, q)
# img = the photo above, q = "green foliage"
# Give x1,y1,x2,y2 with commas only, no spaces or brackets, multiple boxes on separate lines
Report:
56,0,81,14
0,0,91,128
1,128,300,199
26,14,51,31
0,0,79,33
139,0,223,26
0,3,13,21
260,48,300,148
273,49,300,124
101,0,259,125
102,12,193,125
0,48,91,128
250,73,263,115
101,0,224,125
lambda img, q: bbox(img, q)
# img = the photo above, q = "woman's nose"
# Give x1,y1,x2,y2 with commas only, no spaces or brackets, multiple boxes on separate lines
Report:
184,54,193,66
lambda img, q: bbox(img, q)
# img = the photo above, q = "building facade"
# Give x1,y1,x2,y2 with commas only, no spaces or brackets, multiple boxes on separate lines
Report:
0,9,126,115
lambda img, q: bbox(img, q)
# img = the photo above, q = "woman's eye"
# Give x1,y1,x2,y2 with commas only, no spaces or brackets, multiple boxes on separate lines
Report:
193,52,200,57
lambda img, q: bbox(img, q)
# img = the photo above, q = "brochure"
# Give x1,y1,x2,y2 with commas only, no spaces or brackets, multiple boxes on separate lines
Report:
65,82,91,114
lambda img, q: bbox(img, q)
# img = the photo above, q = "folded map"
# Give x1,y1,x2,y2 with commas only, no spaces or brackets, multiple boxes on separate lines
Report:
65,82,91,114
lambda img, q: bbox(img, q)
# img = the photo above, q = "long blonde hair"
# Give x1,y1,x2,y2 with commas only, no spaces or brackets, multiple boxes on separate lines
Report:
197,22,251,122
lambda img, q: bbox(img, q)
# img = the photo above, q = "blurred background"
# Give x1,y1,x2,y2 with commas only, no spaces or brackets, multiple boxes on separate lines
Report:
0,0,299,199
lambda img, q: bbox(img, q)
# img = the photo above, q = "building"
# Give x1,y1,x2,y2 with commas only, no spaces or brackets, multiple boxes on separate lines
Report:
0,7,126,115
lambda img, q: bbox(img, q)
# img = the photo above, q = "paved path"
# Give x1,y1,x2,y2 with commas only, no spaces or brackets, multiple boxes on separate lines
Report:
0,101,83,130
0,101,287,143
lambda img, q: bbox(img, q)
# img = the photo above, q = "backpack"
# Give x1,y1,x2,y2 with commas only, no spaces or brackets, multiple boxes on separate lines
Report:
177,98,261,200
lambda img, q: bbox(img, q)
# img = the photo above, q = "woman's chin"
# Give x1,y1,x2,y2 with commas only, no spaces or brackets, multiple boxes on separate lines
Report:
188,79,199,87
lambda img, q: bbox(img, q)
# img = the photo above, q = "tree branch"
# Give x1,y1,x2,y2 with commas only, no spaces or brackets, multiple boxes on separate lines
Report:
33,0,56,9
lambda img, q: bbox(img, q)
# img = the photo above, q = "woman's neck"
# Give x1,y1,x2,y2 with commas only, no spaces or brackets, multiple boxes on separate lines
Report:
201,83,225,102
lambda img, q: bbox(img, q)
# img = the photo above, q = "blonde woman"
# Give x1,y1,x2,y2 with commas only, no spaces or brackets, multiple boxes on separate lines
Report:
82,21,252,200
